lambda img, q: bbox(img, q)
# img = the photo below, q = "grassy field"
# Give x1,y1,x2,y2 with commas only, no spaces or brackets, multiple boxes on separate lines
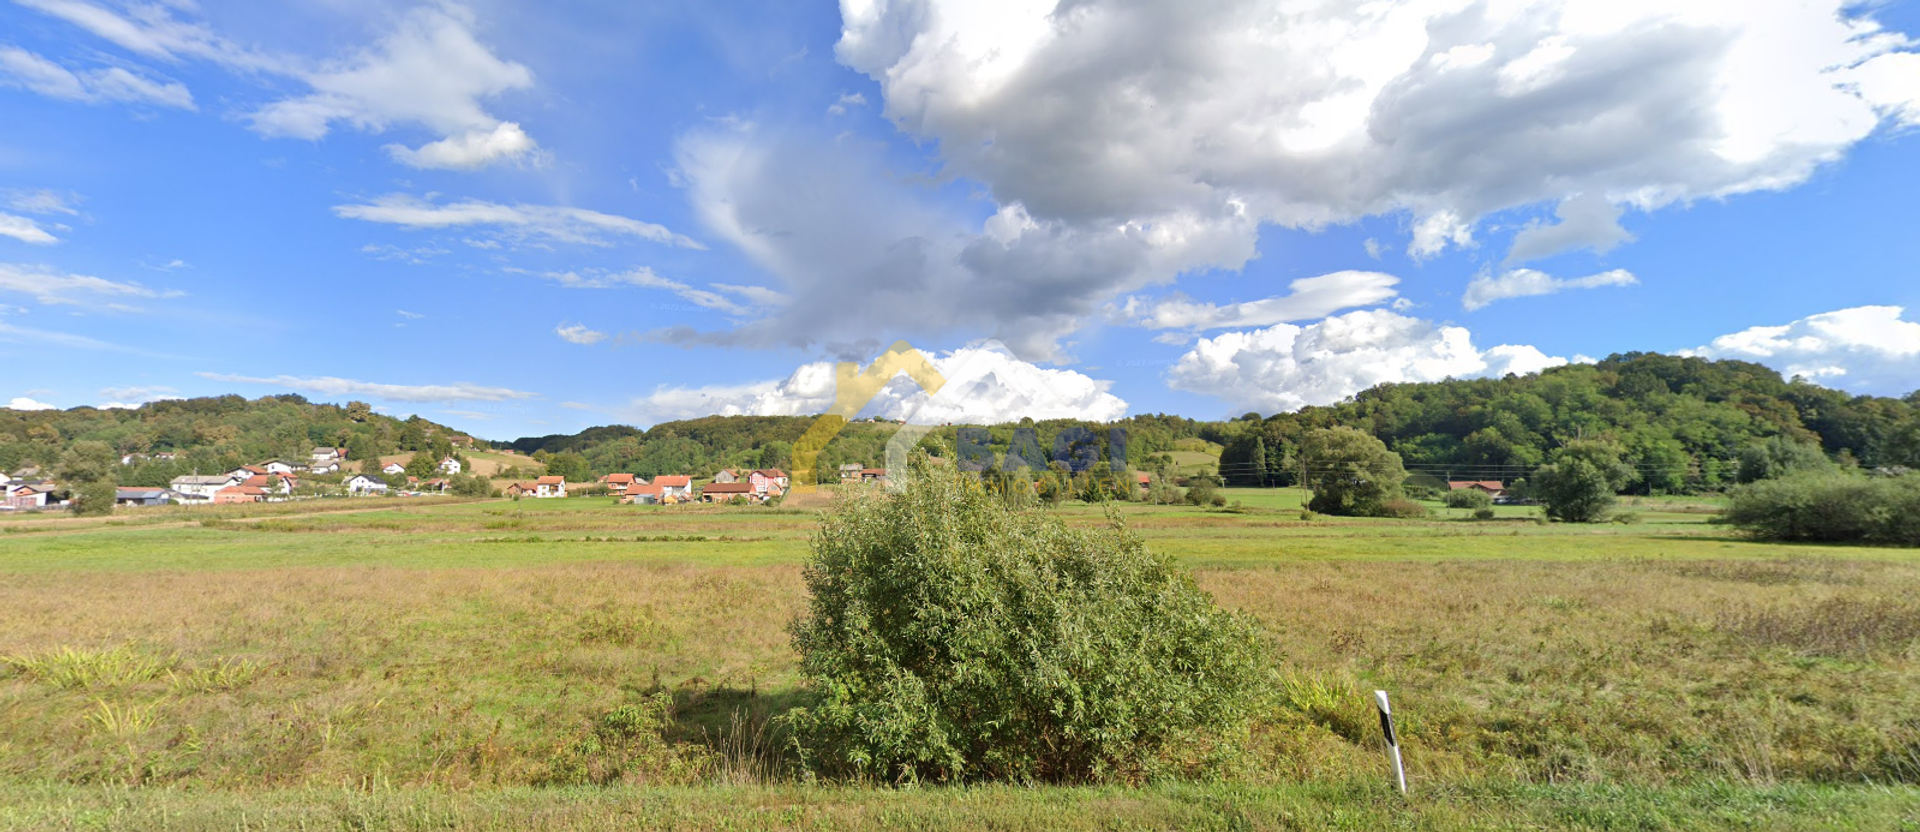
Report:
2,490,1917,829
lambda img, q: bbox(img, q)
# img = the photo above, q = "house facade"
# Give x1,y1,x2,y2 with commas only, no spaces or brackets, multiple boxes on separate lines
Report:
652,475,693,500
600,473,642,495
621,483,667,504
748,469,789,497
171,474,242,502
713,469,741,484
533,476,567,498
439,457,462,475
346,475,388,495
382,462,407,476
4,482,52,509
115,487,177,507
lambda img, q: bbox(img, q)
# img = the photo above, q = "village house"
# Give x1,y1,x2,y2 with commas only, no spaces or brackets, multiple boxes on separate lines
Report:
838,463,865,484
382,462,407,476
4,481,53,509
859,468,888,486
311,447,347,466
748,469,789,497
242,473,297,497
307,459,343,474
262,460,299,476
170,474,243,502
620,482,667,505
713,469,741,484
599,473,643,495
652,475,693,501
228,465,269,481
1448,480,1506,499
214,485,267,504
533,476,567,498
114,487,177,507
439,457,462,475
345,475,388,495
700,481,754,503
422,478,450,493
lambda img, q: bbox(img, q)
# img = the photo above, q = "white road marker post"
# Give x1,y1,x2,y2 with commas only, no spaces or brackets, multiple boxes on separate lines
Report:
1374,689,1407,795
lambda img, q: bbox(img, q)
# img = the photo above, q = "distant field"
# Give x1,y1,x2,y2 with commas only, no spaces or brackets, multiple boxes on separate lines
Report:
2,490,1915,829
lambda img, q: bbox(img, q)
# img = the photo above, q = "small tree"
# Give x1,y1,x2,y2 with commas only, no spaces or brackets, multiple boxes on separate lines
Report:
787,454,1267,784
1444,488,1494,511
1300,427,1407,517
1535,441,1635,523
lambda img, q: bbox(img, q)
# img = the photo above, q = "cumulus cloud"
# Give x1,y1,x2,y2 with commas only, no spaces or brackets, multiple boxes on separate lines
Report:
0,45,194,109
621,343,1127,427
1167,309,1566,413
841,0,1920,246
555,323,607,345
1120,271,1400,331
1685,305,1920,394
334,194,701,249
246,4,539,168
1462,268,1638,311
827,91,867,115
0,263,183,309
385,121,538,170
665,125,1253,359
6,396,57,411
1505,193,1635,264
196,372,539,403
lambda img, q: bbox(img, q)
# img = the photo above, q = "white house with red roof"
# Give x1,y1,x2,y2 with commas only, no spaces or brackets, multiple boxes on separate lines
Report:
652,475,693,500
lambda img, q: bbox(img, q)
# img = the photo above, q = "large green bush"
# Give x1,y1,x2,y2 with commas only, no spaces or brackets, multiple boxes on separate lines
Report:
787,454,1267,784
1723,472,1920,545
1300,427,1407,517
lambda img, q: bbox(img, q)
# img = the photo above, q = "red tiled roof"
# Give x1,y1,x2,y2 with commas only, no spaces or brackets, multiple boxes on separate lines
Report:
603,473,637,485
1448,481,1504,491
536,476,565,485
751,469,786,478
703,482,752,494
627,483,664,495
654,475,692,487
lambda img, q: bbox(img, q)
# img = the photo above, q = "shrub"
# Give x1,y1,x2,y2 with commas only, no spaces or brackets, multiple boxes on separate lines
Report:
72,478,117,516
1722,472,1920,545
1378,498,1429,519
1444,489,1494,510
787,453,1267,784
1472,507,1496,520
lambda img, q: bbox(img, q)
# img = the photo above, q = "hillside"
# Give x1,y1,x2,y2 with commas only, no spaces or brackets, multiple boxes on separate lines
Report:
7,353,1916,493
0,395,478,487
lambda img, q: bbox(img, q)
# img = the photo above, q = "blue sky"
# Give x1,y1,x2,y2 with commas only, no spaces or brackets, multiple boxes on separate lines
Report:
4,0,1920,440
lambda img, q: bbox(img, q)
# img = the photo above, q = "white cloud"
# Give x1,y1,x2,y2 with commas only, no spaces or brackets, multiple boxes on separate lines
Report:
1462,268,1638,311
1167,309,1566,413
386,121,538,170
1505,193,1635,264
0,319,124,351
555,323,607,345
11,0,276,69
0,262,183,309
838,0,1920,266
3,189,81,216
1120,271,1399,331
621,343,1127,427
196,373,539,403
396,309,424,320
97,384,181,409
246,4,538,169
1685,305,1920,393
0,45,194,109
523,267,755,316
334,194,701,249
666,125,1253,359
0,213,60,245
6,396,56,411
827,90,867,115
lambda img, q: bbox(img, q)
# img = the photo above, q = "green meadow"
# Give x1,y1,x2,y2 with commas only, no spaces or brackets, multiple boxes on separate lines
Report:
2,490,1917,830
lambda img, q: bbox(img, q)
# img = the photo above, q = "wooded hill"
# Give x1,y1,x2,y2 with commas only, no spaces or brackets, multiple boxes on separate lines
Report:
0,395,476,487
8,353,1916,494
503,353,1920,494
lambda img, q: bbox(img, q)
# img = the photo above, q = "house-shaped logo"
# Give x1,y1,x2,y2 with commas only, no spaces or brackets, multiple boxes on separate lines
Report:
790,341,946,493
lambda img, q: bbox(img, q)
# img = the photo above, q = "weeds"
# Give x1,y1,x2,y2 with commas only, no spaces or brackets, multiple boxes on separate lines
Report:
3,646,175,689
1718,593,1920,657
